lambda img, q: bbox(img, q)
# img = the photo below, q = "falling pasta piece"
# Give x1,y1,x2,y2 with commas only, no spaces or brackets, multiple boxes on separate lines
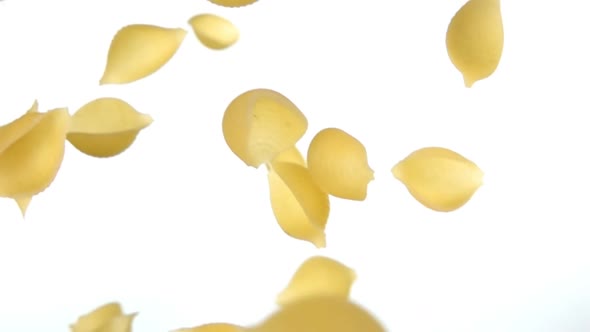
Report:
307,128,374,201
446,0,504,87
276,256,356,307
95,313,137,332
0,107,70,198
266,146,306,170
392,147,484,212
247,296,386,332
14,196,32,216
222,89,308,168
174,323,244,332
208,0,258,8
268,162,329,248
70,302,123,332
188,14,240,50
67,97,153,158
100,24,187,84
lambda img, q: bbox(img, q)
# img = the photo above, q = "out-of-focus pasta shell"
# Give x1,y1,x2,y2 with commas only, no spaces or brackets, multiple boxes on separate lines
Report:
392,147,484,212
208,0,258,8
70,302,123,332
95,313,137,332
276,256,356,306
268,162,329,248
222,89,308,168
0,107,70,198
67,97,153,158
188,14,239,50
100,24,187,85
247,296,386,332
307,128,374,201
174,323,244,332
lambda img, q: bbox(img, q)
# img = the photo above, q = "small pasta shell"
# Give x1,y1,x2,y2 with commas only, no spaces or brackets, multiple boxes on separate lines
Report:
100,24,187,85
276,256,356,306
307,128,374,201
208,0,258,8
67,97,153,158
268,162,329,248
0,107,70,198
392,147,484,212
222,89,308,168
188,14,240,50
247,296,386,332
266,146,306,171
70,302,123,332
174,323,244,332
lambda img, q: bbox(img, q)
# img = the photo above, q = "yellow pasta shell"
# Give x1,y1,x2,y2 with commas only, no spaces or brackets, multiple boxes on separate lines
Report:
268,162,329,248
0,107,70,198
307,128,374,201
222,89,308,168
14,196,32,217
276,256,356,306
67,97,153,158
392,147,484,212
446,0,504,87
95,313,137,332
188,14,240,50
208,0,258,8
174,323,244,332
70,302,123,332
247,296,386,332
100,24,187,85
266,146,306,171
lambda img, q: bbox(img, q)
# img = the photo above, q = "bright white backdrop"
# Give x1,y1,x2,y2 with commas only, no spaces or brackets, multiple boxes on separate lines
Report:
0,0,589,331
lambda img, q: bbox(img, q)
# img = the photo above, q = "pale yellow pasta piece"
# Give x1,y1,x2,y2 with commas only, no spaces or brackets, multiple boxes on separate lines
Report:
95,313,137,332
307,128,374,201
100,24,187,85
247,296,386,332
188,14,239,50
70,302,123,332
14,196,32,216
0,107,70,198
392,147,484,212
276,256,356,306
268,162,329,248
446,0,504,87
67,97,153,158
222,89,308,168
208,0,258,8
174,323,244,332
266,146,306,171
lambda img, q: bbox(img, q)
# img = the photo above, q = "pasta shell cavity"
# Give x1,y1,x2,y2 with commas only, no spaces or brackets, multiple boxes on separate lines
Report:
392,147,484,212
100,24,187,85
222,89,308,168
268,162,330,248
276,256,356,306
208,0,258,8
175,323,244,332
67,97,153,158
188,14,240,50
307,128,374,201
446,0,504,87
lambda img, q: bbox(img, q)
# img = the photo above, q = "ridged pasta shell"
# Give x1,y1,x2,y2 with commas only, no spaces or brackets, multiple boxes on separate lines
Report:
188,14,240,50
70,302,123,332
208,0,258,8
174,323,244,332
222,89,308,168
100,24,187,85
67,97,153,158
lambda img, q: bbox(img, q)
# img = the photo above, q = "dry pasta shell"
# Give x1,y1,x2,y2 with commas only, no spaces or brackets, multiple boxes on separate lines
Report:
307,128,374,201
268,162,329,248
276,256,356,306
174,323,244,332
95,313,137,332
222,89,307,168
70,302,123,332
266,146,306,171
247,296,386,332
67,97,153,158
392,147,484,212
188,14,240,50
208,0,258,8
100,24,187,85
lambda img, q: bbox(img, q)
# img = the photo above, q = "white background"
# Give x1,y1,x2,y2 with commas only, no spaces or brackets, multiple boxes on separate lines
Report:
0,0,589,331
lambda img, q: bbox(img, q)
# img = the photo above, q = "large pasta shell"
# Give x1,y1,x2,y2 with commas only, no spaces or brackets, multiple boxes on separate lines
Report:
188,14,239,50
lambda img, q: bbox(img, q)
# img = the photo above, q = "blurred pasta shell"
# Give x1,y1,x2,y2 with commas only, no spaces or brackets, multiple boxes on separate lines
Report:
268,162,329,248
307,128,374,200
222,89,308,168
0,106,70,198
95,313,137,332
100,24,187,85
392,147,484,212
247,296,386,332
208,0,258,8
174,323,244,332
70,302,123,332
67,97,153,158
276,256,356,306
188,14,239,50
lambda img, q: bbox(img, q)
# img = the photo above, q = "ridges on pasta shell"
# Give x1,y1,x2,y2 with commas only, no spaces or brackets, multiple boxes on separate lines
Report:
188,14,240,50
67,97,153,158
208,0,258,8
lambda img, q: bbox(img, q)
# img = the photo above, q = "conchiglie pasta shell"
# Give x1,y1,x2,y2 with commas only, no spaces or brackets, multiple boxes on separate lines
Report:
392,147,484,212
276,256,356,306
188,14,239,50
307,128,374,201
67,97,153,158
100,24,187,85
0,107,70,198
268,162,329,248
266,146,306,170
95,313,137,332
174,323,244,332
222,89,308,168
208,0,258,8
70,302,123,332
247,296,386,332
